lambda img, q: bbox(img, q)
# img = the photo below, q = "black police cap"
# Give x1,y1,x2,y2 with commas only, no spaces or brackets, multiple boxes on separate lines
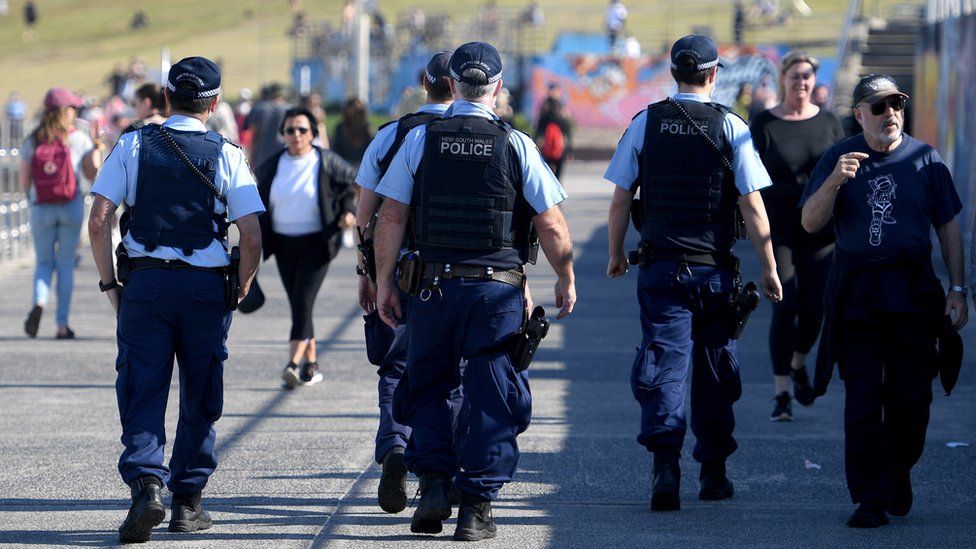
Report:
450,42,503,86
167,56,221,100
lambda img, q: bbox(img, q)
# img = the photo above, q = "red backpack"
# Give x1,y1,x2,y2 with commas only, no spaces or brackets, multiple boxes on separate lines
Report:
31,134,77,204
540,121,565,161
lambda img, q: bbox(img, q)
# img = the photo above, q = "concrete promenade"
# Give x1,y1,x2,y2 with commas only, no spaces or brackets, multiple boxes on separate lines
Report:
1,162,974,548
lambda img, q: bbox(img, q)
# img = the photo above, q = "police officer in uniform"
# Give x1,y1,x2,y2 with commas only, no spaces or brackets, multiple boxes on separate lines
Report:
354,51,460,515
88,57,264,543
604,35,782,511
373,42,576,540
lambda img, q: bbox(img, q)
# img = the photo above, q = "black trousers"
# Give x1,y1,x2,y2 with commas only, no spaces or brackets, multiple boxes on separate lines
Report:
273,232,330,341
838,311,934,504
769,239,833,375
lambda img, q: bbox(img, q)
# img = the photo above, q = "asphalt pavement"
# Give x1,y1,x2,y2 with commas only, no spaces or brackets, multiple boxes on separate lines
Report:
1,162,974,548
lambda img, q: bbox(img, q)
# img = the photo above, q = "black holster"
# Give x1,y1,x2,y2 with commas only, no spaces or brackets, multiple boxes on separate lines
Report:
729,280,759,339
356,226,378,283
510,306,550,372
115,243,130,285
396,252,423,295
226,246,240,310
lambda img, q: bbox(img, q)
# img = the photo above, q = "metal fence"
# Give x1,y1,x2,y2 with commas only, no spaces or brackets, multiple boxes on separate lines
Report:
0,116,31,264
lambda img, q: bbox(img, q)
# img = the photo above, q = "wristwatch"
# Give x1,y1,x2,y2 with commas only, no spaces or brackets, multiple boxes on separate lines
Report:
99,279,120,292
949,284,968,297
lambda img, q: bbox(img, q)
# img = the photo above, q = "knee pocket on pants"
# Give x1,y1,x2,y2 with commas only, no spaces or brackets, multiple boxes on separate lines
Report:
505,367,532,433
201,346,227,424
717,348,742,402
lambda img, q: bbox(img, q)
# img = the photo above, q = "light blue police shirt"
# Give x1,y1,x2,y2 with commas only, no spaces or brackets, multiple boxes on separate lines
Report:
374,100,567,214
356,103,450,191
603,93,772,195
91,115,266,268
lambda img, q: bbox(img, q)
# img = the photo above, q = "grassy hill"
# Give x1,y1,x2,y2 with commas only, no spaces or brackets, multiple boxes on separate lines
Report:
0,0,907,112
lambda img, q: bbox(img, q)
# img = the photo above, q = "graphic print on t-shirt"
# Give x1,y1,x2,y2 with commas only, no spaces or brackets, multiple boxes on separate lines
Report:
866,174,897,246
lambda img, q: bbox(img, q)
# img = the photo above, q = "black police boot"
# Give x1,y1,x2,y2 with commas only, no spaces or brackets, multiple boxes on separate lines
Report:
118,476,165,543
378,446,408,513
791,365,816,406
847,501,890,528
698,461,735,501
454,493,497,541
168,491,212,533
410,474,452,534
887,470,913,517
651,451,681,511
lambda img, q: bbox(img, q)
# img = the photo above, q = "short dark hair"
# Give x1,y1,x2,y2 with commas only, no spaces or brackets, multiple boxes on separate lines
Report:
134,83,164,112
279,106,319,137
670,56,711,86
425,75,452,102
165,82,213,114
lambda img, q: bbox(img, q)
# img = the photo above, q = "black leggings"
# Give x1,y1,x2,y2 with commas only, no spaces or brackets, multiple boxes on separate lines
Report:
274,232,330,341
768,237,834,376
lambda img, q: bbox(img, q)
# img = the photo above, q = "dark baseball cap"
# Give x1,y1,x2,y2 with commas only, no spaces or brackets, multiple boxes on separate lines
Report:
670,35,725,74
425,51,452,84
449,42,503,85
166,56,221,100
852,74,909,106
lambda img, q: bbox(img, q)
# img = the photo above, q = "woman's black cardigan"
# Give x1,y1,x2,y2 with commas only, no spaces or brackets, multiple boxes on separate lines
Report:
255,146,358,261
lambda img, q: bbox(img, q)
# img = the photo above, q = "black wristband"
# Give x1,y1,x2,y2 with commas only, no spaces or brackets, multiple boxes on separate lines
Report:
99,279,120,292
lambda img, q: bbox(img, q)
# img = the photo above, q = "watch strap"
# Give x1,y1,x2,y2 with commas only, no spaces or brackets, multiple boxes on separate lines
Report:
99,279,120,292
949,284,968,296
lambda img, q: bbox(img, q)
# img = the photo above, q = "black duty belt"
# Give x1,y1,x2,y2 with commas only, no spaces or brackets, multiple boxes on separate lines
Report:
421,262,525,289
630,241,738,270
130,257,224,273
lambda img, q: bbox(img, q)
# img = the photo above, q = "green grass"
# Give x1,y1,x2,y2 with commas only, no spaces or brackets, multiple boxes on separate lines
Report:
1,0,913,115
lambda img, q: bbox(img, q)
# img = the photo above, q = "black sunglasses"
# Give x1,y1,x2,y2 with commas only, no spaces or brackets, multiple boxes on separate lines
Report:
284,126,310,135
868,96,906,116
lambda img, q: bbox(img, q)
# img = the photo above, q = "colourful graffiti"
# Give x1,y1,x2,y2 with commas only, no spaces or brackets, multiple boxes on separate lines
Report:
529,46,785,129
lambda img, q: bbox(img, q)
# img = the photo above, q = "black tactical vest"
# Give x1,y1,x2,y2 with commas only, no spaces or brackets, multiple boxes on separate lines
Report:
377,111,441,177
640,99,738,254
128,124,227,256
411,115,532,268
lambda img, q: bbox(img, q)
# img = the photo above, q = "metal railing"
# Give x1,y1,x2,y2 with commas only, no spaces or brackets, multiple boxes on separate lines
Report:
0,116,32,264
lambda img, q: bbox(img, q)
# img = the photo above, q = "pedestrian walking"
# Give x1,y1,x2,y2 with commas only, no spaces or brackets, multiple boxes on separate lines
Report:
244,83,290,168
800,74,967,528
331,97,373,168
255,107,357,389
354,51,462,515
604,35,782,511
535,95,572,179
373,42,576,540
87,57,264,543
749,51,845,421
20,87,103,339
124,82,167,132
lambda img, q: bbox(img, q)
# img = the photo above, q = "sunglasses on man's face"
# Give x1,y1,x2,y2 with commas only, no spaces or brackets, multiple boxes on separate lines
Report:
868,96,906,116
284,127,310,135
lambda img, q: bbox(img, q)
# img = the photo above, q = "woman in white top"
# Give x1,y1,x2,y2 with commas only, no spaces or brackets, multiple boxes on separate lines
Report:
255,107,357,388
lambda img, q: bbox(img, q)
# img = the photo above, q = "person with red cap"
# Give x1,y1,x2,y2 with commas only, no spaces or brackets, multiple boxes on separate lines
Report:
20,86,103,339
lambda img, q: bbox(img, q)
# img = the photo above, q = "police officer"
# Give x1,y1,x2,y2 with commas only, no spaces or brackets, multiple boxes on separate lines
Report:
604,35,782,511
88,57,264,543
354,51,460,515
373,42,576,540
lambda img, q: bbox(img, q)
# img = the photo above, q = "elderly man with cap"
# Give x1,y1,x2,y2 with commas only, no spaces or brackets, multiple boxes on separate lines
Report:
353,50,463,516
89,56,264,543
604,34,782,512
372,41,576,540
801,74,967,528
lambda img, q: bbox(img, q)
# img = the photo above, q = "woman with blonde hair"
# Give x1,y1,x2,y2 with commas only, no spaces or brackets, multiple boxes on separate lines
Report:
749,52,845,421
20,87,102,338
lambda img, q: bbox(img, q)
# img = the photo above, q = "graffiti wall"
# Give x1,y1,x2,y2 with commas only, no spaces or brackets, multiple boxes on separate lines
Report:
915,13,976,235
527,46,801,128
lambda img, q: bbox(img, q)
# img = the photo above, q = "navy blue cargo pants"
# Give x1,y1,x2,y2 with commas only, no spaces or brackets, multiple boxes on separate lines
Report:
398,278,530,500
632,261,741,464
115,268,231,494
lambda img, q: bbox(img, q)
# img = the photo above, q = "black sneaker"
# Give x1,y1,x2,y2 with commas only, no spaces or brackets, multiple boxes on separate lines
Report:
650,452,681,511
378,446,408,513
411,474,452,534
699,461,734,501
847,501,890,528
24,305,42,338
887,470,913,516
454,494,497,541
281,362,301,389
300,361,323,386
791,365,816,406
118,476,165,543
169,491,212,533
770,391,793,422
